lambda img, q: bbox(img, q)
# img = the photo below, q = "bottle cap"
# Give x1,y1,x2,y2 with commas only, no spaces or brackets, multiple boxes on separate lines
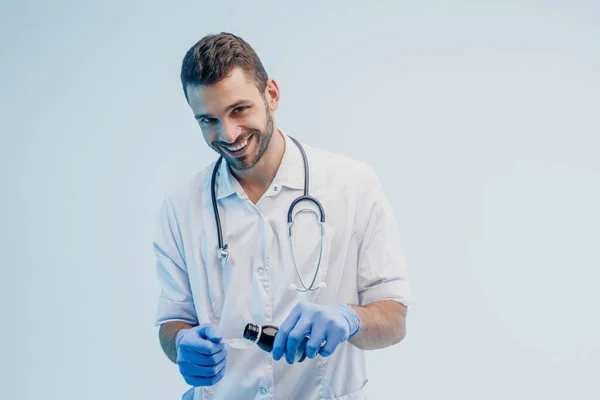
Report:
243,323,261,342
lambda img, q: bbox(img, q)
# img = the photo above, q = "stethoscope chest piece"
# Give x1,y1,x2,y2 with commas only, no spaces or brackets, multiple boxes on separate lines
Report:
218,243,230,264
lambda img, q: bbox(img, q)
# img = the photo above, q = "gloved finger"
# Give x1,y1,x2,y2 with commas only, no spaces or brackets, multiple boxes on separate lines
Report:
178,333,225,356
183,362,226,387
203,363,227,386
318,333,340,358
179,354,226,378
199,324,223,343
178,344,228,366
284,317,312,364
272,306,302,361
305,326,327,359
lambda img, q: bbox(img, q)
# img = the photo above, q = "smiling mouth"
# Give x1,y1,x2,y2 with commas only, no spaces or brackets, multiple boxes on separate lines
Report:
224,139,248,152
221,134,253,156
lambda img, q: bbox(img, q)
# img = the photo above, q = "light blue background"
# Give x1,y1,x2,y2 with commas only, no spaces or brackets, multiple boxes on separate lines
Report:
2,1,599,399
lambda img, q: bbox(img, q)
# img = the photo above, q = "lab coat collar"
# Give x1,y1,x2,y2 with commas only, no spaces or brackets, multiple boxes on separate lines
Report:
215,158,237,200
273,129,305,191
215,128,304,200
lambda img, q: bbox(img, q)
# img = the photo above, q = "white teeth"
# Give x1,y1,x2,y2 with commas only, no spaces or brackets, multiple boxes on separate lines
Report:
225,139,248,152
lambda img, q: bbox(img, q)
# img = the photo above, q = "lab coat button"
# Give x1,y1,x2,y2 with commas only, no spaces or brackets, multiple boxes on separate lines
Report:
257,267,264,275
260,387,267,395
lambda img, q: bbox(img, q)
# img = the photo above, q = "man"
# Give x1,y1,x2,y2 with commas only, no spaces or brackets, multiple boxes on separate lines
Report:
154,32,414,399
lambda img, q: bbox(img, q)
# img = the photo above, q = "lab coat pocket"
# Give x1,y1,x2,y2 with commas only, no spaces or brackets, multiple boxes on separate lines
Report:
330,380,368,400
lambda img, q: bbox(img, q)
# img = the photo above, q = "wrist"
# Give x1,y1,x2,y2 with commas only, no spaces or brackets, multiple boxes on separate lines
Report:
175,328,188,352
336,302,361,340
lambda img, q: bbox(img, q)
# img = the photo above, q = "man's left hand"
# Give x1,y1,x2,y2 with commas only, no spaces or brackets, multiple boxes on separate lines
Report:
272,301,361,364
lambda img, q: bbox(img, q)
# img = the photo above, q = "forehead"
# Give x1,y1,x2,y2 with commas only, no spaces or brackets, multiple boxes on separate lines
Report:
186,67,260,113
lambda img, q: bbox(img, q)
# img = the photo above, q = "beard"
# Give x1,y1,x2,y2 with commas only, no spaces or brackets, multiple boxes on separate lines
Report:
214,105,274,171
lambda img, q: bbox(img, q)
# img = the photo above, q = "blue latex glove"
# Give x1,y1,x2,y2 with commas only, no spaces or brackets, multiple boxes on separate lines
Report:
272,301,361,364
176,323,228,387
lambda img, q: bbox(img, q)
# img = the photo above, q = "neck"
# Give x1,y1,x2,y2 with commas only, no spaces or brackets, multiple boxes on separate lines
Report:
230,127,285,195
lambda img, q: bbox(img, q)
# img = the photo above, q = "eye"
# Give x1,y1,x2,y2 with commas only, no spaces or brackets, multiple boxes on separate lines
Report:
200,117,216,125
233,106,248,114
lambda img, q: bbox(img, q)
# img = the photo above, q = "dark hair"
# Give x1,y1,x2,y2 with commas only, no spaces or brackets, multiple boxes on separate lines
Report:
180,32,269,102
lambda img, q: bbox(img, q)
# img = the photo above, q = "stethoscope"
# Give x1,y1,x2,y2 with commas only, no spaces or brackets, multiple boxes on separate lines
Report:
210,136,327,292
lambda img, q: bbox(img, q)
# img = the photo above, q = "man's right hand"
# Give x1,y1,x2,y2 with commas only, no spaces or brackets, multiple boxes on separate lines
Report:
176,323,228,387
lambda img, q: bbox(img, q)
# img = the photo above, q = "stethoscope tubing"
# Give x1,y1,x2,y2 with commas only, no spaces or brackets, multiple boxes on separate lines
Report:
210,135,326,291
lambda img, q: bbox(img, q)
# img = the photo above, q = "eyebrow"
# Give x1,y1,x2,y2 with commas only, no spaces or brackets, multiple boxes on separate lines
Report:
194,100,252,120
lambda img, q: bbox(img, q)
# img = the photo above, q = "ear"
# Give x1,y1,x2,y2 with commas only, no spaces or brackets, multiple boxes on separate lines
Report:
264,78,280,112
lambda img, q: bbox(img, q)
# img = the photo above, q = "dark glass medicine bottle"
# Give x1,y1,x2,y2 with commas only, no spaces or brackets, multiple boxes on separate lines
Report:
243,323,308,363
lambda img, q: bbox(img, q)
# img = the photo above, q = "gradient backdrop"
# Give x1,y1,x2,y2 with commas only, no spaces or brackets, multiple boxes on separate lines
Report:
2,1,599,399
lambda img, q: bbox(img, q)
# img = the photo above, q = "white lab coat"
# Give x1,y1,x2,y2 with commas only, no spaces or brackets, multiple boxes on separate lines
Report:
153,129,414,399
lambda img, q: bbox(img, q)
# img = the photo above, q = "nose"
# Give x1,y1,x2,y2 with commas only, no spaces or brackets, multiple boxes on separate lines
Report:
219,120,242,144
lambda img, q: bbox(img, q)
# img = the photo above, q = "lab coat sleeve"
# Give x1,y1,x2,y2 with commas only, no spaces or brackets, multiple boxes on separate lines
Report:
355,165,415,307
153,194,199,327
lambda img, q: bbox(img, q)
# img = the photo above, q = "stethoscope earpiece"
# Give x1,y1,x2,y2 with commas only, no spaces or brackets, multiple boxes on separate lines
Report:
288,281,327,292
